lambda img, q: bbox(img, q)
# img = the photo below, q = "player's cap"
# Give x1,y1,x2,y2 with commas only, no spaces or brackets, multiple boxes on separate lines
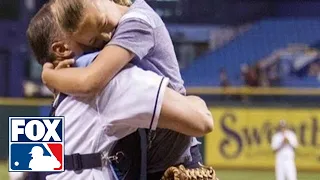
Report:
29,146,44,155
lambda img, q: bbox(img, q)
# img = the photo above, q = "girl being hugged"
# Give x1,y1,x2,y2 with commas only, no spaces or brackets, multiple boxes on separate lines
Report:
45,0,202,177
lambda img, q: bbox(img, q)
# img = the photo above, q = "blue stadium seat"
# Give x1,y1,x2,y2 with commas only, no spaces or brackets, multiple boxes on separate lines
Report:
181,19,320,87
281,77,320,88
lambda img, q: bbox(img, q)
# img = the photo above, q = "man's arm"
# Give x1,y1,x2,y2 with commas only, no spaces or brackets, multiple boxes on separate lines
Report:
158,89,213,137
271,135,285,153
273,140,286,153
98,66,213,137
287,132,298,149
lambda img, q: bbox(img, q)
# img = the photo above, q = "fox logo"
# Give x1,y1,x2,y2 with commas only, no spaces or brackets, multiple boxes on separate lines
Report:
9,117,64,172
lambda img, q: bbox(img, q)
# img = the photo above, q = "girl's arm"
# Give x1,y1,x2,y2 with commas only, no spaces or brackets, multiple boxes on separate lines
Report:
43,19,154,96
42,45,134,96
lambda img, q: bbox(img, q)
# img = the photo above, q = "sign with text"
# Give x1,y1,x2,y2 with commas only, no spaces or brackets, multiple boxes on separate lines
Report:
205,108,320,171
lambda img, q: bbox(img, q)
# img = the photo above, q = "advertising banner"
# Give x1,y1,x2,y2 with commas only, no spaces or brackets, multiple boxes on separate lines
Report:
205,107,320,171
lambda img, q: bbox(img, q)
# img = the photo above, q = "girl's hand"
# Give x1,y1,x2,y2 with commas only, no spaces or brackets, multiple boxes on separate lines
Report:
42,59,74,98
42,62,57,97
43,62,54,70
54,59,75,70
42,62,54,85
42,59,74,97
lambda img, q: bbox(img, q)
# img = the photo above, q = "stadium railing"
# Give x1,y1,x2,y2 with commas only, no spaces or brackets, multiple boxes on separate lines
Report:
187,87,320,96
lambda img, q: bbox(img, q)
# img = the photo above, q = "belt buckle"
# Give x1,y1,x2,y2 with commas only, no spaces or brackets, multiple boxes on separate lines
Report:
106,151,125,164
101,150,109,166
71,153,83,172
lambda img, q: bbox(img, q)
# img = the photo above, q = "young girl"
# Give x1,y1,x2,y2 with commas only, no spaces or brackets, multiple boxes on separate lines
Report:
44,0,201,177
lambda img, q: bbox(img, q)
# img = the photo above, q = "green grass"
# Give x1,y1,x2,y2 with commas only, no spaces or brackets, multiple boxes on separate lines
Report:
1,161,319,180
0,161,8,180
216,169,320,180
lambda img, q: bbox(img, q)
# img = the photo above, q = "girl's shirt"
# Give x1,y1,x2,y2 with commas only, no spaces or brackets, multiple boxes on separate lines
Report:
108,0,185,95
48,53,169,180
101,0,199,172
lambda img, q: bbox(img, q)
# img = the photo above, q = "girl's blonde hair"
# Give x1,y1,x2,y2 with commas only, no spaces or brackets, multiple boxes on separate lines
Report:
51,0,85,33
51,0,132,34
113,0,132,6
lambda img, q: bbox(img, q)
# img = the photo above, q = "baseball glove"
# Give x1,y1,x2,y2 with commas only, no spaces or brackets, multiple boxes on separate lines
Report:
161,163,219,180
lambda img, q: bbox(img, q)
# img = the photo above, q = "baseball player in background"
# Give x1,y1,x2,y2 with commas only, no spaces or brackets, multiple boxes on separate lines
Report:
271,120,298,180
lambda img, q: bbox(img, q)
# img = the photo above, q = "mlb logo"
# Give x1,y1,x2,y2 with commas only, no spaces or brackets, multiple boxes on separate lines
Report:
9,117,64,172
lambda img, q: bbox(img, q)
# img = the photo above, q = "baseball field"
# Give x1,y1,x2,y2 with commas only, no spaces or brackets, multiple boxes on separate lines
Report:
1,161,319,180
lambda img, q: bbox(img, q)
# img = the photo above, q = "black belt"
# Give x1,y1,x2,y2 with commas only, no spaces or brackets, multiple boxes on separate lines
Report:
29,93,146,180
64,152,102,171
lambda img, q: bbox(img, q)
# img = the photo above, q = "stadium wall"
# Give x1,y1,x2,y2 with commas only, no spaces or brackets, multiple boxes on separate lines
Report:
0,97,319,172
205,107,320,171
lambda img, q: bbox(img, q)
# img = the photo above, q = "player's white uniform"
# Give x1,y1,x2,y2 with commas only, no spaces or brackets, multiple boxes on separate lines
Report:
271,130,298,180
46,65,169,180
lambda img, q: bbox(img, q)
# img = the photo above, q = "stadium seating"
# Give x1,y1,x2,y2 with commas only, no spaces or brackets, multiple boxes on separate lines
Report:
181,19,320,87
281,77,319,88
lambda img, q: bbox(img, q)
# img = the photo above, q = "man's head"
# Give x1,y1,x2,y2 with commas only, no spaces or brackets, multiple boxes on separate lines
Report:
279,120,287,132
26,2,84,66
